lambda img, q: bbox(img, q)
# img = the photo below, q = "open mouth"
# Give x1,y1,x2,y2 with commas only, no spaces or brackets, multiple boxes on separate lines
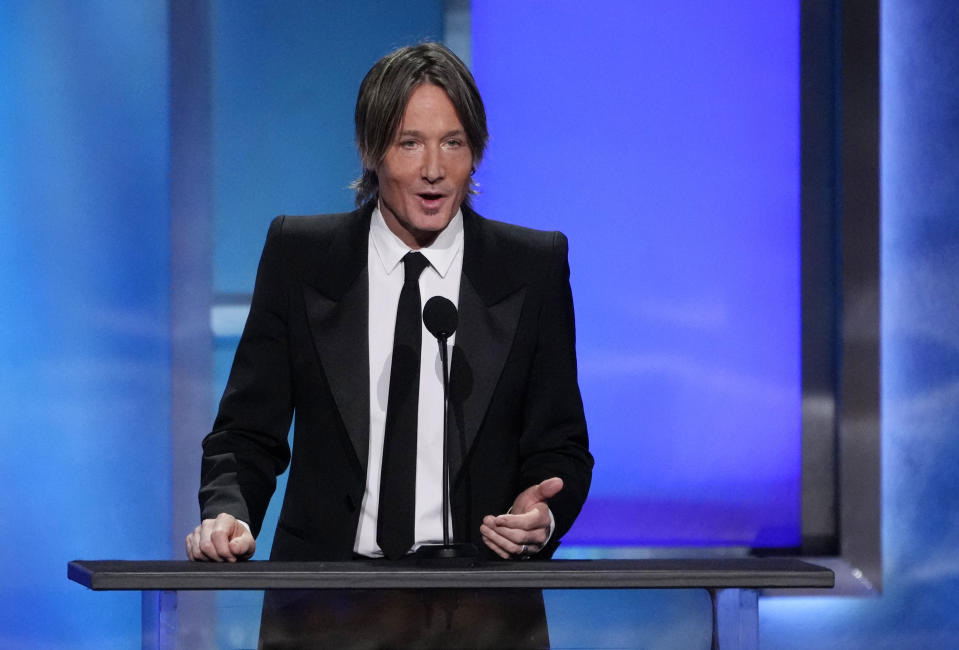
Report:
418,192,444,201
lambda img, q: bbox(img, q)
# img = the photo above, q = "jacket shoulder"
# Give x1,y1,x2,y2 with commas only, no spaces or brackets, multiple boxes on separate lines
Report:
270,206,368,243
474,214,564,247
266,205,371,257
259,205,372,295
464,209,569,274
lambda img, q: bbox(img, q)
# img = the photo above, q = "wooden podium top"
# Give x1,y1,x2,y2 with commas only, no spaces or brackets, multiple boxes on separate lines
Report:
68,558,834,591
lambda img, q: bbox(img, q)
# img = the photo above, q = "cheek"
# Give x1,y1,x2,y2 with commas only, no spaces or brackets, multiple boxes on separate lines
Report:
381,167,411,191
378,169,410,201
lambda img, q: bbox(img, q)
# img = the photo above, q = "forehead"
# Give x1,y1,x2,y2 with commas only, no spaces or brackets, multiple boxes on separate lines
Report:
398,83,463,128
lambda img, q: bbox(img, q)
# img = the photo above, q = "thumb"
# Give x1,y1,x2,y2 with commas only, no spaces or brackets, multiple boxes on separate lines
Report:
229,521,254,548
514,477,564,513
536,477,564,500
229,532,255,558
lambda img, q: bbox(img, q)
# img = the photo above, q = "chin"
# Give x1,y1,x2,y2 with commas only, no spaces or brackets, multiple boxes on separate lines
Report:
413,209,455,231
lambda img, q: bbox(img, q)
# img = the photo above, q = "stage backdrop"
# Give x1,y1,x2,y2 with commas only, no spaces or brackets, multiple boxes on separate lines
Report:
4,1,959,649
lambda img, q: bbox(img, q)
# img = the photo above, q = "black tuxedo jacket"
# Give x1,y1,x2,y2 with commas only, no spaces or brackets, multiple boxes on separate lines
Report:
199,202,592,561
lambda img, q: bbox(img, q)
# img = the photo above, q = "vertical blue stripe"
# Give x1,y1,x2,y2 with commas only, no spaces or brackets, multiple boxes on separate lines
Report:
0,3,171,647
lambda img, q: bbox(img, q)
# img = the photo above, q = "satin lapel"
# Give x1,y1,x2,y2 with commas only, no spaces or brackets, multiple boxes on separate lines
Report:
303,273,370,472
448,279,524,483
301,206,373,473
448,209,526,483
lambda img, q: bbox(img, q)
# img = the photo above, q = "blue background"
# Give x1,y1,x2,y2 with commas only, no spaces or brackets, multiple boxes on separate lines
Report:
2,0,958,647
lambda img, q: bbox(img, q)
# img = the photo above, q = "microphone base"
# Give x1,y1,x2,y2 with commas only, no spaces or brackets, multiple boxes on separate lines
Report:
412,543,479,560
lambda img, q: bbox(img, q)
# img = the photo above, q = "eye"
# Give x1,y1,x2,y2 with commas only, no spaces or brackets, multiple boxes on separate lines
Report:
399,140,418,149
443,139,463,149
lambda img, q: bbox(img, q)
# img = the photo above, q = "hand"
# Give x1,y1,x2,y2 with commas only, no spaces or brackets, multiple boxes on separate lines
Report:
185,513,256,562
479,477,563,559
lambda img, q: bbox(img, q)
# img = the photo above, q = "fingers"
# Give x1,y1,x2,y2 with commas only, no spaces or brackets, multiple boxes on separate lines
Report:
185,513,254,562
482,512,550,545
480,520,544,558
480,521,521,559
186,523,219,562
209,516,235,560
185,525,202,560
490,507,551,536
197,516,231,561
479,505,550,560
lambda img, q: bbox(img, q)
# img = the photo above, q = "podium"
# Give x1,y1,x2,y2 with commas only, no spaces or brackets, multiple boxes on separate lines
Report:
68,558,833,649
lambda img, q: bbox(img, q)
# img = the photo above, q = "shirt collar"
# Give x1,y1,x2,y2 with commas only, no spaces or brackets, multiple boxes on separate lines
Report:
370,204,464,279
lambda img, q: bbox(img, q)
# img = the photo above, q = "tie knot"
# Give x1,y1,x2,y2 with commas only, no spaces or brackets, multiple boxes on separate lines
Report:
402,251,429,283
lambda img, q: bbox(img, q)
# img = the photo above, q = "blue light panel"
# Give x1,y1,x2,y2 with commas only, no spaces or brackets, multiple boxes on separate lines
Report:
471,1,801,547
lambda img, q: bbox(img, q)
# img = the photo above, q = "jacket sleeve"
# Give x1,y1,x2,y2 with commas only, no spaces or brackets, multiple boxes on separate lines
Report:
198,216,294,536
519,231,593,555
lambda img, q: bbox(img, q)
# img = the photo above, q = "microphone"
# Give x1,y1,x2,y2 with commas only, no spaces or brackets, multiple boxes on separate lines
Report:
423,295,457,340
416,296,476,559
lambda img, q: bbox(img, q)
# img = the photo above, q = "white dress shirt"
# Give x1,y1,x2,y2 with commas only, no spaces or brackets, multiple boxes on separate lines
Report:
353,205,464,556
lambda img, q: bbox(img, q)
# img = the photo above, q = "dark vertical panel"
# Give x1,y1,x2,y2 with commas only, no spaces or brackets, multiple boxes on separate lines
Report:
800,0,840,554
836,0,881,589
169,0,213,561
169,0,217,646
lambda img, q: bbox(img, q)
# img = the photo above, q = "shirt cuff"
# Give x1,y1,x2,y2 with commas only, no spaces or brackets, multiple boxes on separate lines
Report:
540,507,556,551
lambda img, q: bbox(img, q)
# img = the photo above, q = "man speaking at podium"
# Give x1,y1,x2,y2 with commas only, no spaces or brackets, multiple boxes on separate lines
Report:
186,42,592,648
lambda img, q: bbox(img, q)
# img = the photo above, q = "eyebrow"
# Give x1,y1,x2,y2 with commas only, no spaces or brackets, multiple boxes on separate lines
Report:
397,129,466,139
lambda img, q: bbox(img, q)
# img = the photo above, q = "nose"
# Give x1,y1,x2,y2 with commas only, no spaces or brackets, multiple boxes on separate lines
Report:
422,145,444,183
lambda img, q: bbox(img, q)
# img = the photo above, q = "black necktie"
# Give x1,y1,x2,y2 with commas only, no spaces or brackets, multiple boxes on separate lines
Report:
378,251,430,559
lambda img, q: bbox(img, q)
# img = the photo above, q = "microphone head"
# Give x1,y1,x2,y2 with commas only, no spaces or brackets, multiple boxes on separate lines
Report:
423,296,458,339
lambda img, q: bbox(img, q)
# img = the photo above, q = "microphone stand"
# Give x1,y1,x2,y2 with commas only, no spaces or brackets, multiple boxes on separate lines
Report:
414,319,478,560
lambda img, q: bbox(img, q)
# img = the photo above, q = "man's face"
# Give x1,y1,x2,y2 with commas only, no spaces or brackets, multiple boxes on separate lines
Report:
376,83,473,249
